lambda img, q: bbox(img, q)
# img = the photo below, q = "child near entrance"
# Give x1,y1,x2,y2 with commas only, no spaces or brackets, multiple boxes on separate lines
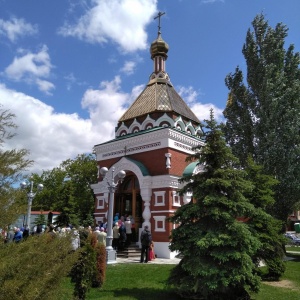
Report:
148,241,155,261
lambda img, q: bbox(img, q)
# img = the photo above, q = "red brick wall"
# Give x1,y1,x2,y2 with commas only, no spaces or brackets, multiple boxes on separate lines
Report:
128,147,190,176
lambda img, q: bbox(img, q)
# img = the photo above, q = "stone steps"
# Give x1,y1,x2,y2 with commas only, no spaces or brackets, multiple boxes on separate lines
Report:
117,243,140,259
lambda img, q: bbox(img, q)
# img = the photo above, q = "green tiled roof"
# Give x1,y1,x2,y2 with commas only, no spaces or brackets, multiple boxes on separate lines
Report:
125,157,150,176
182,162,198,177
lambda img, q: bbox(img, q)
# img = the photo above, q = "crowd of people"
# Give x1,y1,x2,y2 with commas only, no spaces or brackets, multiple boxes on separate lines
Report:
2,213,157,262
2,224,81,250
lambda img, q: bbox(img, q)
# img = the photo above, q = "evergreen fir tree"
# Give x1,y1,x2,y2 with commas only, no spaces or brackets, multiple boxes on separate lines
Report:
168,110,261,300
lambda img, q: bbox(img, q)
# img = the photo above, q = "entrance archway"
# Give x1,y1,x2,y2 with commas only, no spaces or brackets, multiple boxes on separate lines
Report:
115,173,143,242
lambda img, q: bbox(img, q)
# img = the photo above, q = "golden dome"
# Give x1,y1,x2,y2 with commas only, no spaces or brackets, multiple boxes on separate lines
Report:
150,33,169,59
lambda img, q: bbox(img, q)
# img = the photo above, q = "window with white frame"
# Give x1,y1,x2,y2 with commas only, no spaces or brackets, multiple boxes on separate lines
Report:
172,191,181,207
95,217,104,226
154,191,166,206
96,195,105,209
153,216,166,232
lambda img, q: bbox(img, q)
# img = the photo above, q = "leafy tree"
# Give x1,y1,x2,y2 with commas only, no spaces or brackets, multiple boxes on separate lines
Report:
33,213,47,226
168,110,261,300
32,154,97,227
223,14,300,222
0,106,32,229
244,157,285,280
61,154,97,226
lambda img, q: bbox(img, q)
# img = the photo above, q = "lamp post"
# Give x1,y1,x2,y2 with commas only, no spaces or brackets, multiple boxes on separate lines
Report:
20,178,44,233
99,166,126,264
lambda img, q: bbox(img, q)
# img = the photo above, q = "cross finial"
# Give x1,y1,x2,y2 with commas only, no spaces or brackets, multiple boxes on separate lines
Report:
154,11,165,35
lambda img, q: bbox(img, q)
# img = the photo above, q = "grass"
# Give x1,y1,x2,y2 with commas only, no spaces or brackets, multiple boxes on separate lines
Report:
252,254,300,300
61,264,181,300
61,255,300,300
286,246,300,252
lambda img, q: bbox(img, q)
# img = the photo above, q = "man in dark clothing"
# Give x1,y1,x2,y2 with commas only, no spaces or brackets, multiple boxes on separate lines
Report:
118,222,127,251
22,225,29,239
140,225,152,263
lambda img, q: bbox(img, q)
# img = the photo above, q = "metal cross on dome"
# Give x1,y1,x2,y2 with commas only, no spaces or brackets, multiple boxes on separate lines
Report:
154,11,165,34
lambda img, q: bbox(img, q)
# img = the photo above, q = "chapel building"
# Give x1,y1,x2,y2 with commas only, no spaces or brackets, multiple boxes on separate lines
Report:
91,16,204,258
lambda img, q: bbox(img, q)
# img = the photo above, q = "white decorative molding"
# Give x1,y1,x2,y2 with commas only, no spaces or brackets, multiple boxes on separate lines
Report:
153,216,166,232
155,113,174,127
151,210,176,213
95,216,105,225
94,127,203,160
185,121,196,135
172,191,181,207
152,175,181,189
128,118,141,134
141,188,152,230
154,191,166,206
96,195,105,209
174,116,185,131
141,115,154,131
91,157,148,196
165,153,171,168
183,192,193,204
90,181,108,194
103,142,161,158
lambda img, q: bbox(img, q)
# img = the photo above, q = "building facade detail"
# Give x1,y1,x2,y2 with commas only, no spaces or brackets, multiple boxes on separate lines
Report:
91,13,205,259
165,153,171,168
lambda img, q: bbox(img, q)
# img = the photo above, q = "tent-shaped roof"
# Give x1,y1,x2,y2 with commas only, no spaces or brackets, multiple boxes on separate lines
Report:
119,80,200,123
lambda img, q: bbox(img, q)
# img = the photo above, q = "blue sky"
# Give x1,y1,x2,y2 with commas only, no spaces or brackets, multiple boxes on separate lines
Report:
0,0,300,173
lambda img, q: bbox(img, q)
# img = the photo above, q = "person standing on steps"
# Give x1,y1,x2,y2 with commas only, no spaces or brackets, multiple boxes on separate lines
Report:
140,225,152,263
112,222,120,251
125,217,132,247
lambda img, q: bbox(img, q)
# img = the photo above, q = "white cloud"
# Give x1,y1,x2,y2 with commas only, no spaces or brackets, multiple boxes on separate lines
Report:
4,45,55,94
81,76,130,133
0,17,38,42
58,0,157,52
0,84,98,174
201,0,224,4
120,60,136,75
0,77,224,175
0,77,143,174
178,85,223,122
36,79,55,95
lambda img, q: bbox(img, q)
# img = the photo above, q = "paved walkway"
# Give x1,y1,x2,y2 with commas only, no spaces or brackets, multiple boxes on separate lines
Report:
116,256,181,264
116,253,299,265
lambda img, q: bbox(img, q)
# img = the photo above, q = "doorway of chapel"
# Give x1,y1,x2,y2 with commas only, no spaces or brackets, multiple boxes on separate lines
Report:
115,173,143,242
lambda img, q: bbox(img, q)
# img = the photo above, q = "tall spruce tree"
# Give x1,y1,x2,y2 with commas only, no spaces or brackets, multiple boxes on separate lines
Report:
223,14,300,222
168,110,261,300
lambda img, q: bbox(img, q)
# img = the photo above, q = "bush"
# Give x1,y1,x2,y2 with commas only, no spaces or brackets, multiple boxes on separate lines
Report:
70,232,106,299
92,242,106,287
0,234,78,300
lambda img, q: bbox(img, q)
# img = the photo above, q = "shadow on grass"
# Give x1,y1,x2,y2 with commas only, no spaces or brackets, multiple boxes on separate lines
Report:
95,286,183,300
286,254,300,261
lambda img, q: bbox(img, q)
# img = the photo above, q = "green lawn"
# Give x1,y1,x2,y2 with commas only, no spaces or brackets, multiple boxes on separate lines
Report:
286,246,300,252
62,255,300,300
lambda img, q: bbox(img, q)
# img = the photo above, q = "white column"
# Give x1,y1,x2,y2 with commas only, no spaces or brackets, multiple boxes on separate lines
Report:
165,153,171,169
141,188,151,229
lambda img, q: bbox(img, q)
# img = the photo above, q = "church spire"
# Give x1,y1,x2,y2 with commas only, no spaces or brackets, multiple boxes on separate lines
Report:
150,11,169,76
154,11,165,36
